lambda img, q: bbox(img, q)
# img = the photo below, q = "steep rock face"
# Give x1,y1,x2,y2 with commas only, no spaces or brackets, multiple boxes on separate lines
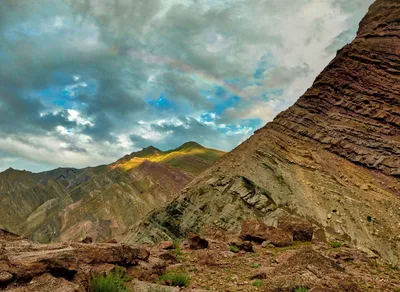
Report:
126,0,400,264
0,143,224,243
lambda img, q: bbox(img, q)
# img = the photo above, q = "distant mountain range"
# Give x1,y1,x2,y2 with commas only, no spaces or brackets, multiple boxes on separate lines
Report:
0,141,225,243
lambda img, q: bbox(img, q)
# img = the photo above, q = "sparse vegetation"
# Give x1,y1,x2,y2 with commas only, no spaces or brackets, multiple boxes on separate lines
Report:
276,174,285,185
229,245,240,253
388,264,399,271
251,263,260,269
90,267,129,292
253,279,264,287
295,287,309,292
159,272,191,287
330,241,342,248
173,240,183,260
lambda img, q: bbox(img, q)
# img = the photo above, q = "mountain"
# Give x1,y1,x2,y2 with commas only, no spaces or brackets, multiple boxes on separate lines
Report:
125,0,400,264
0,142,225,243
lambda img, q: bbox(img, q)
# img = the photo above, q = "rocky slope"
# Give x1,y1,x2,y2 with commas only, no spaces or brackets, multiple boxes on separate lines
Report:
1,226,398,291
0,142,224,243
125,0,400,265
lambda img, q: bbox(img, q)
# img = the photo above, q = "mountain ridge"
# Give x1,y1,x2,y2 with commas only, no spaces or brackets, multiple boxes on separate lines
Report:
125,0,400,264
0,141,225,243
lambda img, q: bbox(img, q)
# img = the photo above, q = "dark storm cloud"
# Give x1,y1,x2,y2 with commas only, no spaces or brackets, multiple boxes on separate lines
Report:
0,0,375,171
63,144,88,153
129,134,150,149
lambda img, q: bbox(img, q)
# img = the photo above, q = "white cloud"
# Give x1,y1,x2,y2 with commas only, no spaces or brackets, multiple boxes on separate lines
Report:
67,109,94,126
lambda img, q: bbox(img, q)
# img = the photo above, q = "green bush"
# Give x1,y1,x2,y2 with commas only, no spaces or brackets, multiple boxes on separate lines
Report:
173,240,183,260
330,241,342,248
251,263,260,269
295,287,309,292
253,279,263,287
90,267,129,292
159,272,190,287
229,245,239,253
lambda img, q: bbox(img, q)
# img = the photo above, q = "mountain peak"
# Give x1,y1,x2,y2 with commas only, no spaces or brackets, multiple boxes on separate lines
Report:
143,145,161,151
175,141,205,151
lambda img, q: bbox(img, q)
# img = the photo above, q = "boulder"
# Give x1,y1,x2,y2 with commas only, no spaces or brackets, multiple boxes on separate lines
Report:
4,241,149,282
128,258,167,282
187,232,209,250
158,241,175,250
158,251,179,264
240,220,293,247
278,218,313,242
7,273,85,292
80,236,92,244
0,271,13,284
229,241,254,253
250,269,268,280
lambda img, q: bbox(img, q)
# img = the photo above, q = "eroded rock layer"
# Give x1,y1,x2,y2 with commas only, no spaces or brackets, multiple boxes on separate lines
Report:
125,0,400,264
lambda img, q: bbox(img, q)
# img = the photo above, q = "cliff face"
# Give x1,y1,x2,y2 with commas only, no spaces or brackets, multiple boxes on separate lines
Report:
126,0,400,264
0,143,224,243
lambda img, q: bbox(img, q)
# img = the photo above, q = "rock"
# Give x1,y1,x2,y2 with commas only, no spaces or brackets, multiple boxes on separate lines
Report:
7,273,85,292
275,250,296,264
158,240,175,250
266,247,348,291
339,279,360,292
80,236,92,244
329,249,370,263
158,251,179,264
240,220,293,247
187,232,209,250
128,258,167,282
127,279,179,292
3,240,149,283
0,271,13,283
229,241,254,252
278,218,313,242
250,269,267,280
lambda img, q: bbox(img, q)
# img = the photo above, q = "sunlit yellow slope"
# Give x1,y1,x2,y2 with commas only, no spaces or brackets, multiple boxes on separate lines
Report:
114,142,225,175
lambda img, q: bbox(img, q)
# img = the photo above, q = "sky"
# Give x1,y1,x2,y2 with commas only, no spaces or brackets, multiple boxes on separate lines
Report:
0,0,374,172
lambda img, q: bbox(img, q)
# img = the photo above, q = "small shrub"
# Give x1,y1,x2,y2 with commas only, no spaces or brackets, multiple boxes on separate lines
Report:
90,267,129,292
173,240,184,260
253,279,263,287
160,272,190,287
388,264,399,271
295,287,309,292
251,263,260,269
229,245,239,253
330,241,342,248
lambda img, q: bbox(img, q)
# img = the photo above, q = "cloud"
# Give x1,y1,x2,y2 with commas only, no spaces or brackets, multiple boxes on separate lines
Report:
0,0,375,171
129,116,253,151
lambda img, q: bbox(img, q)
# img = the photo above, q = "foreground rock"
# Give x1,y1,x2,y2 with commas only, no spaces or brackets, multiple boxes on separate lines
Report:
1,228,398,291
0,230,149,290
125,0,400,265
187,233,209,250
240,220,293,247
